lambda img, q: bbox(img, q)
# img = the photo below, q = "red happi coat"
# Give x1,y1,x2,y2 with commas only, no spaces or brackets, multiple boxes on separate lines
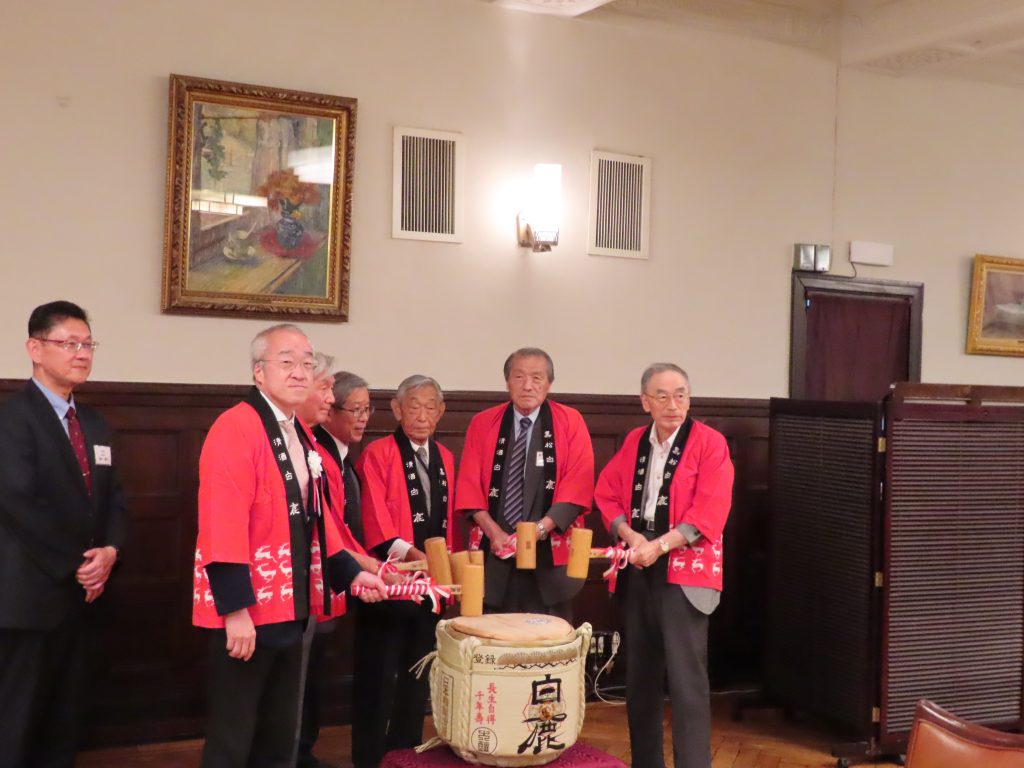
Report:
356,435,462,554
595,419,733,591
455,400,594,566
314,440,369,617
192,402,345,628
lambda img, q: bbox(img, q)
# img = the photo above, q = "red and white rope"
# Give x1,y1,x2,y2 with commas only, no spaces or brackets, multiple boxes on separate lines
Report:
377,551,401,579
350,575,452,614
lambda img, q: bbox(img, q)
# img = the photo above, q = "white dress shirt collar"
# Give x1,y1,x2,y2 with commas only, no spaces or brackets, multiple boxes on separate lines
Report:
259,390,293,423
409,437,429,467
330,433,350,465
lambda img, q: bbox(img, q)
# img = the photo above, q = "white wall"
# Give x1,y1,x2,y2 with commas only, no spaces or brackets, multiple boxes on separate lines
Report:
833,68,1024,387
1,0,846,396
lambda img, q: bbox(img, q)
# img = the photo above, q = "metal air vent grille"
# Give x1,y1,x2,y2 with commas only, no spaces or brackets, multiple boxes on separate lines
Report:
588,150,650,259
392,127,464,242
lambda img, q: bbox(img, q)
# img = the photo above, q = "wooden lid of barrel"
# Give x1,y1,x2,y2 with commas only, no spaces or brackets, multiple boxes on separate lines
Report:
449,613,573,643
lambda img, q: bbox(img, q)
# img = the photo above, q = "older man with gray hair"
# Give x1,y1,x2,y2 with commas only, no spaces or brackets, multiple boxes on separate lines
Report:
316,371,372,546
296,356,388,768
192,325,387,768
354,374,462,768
456,347,594,619
594,363,733,768
310,370,381,767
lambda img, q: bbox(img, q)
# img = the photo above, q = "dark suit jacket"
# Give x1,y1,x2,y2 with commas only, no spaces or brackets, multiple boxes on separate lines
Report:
485,423,585,608
312,424,363,545
0,381,127,629
313,424,343,472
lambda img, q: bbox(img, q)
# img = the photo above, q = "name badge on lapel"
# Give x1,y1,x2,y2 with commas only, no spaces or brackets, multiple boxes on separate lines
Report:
94,445,112,466
535,451,544,467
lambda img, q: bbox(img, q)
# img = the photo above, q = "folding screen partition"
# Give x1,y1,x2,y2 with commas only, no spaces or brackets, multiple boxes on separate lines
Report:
767,384,1024,762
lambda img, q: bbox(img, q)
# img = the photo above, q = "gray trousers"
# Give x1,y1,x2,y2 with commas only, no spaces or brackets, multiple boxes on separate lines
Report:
621,564,711,768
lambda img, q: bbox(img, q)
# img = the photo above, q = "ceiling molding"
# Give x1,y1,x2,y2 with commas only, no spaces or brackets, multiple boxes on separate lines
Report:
480,0,1024,87
596,0,841,54
487,0,616,16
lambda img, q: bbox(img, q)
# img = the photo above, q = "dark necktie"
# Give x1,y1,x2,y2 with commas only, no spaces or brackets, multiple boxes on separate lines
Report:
66,407,92,496
415,447,431,516
342,458,364,545
502,417,533,527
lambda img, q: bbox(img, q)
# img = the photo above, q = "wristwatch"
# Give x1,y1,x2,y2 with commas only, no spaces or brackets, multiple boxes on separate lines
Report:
536,521,549,540
658,537,670,555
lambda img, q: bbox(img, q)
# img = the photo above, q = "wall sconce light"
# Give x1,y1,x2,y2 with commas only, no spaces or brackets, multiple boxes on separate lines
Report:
517,163,562,252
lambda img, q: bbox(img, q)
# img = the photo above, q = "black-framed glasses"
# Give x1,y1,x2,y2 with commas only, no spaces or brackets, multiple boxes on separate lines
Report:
36,338,100,353
333,405,374,418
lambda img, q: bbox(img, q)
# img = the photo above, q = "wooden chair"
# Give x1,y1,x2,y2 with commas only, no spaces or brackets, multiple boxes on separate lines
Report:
905,699,1024,768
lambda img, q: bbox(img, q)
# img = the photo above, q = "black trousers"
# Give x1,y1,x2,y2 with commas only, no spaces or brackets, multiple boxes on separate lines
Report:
201,627,308,768
0,615,91,768
620,563,711,768
483,567,572,622
351,600,438,768
296,618,338,768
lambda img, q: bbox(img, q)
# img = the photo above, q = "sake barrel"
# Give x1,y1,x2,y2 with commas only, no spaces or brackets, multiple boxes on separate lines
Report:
429,613,592,766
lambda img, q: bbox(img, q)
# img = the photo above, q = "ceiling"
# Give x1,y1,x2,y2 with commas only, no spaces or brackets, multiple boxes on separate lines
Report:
484,0,1024,88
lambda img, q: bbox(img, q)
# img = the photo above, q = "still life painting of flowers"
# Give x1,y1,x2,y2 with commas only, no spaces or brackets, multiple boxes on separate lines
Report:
162,75,356,320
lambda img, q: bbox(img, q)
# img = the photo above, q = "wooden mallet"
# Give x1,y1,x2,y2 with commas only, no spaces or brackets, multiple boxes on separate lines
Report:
565,528,629,579
357,537,484,616
515,521,539,569
513,524,618,578
448,549,485,579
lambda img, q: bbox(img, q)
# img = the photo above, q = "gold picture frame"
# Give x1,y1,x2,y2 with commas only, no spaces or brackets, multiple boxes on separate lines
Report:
966,254,1024,356
161,74,356,320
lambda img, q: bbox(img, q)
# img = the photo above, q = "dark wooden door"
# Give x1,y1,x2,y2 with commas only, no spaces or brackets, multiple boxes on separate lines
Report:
790,274,923,401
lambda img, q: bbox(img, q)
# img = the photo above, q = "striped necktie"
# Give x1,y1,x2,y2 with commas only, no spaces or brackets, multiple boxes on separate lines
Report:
502,417,533,527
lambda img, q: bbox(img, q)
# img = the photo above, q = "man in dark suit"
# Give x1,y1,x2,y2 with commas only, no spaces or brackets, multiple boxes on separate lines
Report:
315,371,372,547
0,300,127,768
312,371,380,768
297,362,379,768
456,348,594,620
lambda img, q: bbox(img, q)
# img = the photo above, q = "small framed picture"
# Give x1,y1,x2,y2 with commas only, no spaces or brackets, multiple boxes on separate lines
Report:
967,254,1024,356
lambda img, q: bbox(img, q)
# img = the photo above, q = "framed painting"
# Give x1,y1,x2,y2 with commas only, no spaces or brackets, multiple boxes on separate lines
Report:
966,254,1024,356
161,74,356,320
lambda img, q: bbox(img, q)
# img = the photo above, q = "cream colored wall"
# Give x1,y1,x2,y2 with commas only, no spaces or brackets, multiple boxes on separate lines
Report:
2,0,833,396
832,69,1024,387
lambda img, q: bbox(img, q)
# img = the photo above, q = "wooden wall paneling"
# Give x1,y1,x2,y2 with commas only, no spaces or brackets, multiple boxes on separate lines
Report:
89,400,216,743
0,381,768,746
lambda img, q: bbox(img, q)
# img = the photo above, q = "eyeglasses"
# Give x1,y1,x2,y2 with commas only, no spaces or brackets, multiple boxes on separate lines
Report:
643,391,689,406
36,338,100,353
260,358,315,373
333,405,375,418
